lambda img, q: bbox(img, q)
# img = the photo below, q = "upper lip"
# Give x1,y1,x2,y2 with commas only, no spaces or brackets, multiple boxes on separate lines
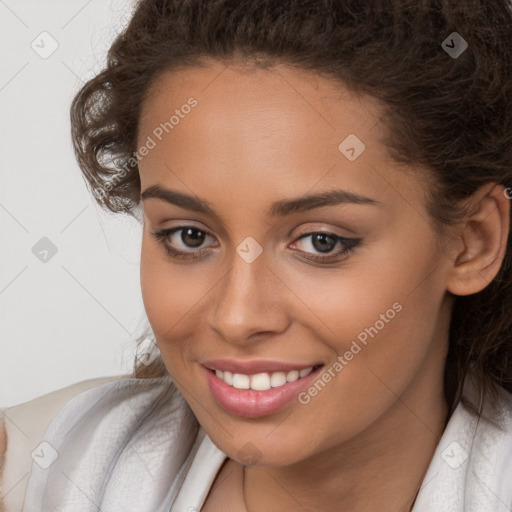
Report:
201,359,322,375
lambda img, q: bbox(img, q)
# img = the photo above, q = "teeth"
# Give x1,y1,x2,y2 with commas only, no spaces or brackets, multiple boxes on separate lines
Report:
270,372,287,387
299,367,313,378
286,370,299,382
214,366,316,390
232,373,250,389
251,373,271,391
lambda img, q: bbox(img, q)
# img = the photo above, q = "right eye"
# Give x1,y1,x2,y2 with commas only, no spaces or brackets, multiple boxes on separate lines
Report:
151,226,217,260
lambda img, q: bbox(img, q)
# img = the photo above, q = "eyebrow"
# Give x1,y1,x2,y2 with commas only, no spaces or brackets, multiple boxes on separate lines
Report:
140,184,380,217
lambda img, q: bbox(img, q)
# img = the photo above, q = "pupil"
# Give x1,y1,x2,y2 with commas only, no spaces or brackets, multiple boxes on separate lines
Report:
183,228,205,247
313,233,335,253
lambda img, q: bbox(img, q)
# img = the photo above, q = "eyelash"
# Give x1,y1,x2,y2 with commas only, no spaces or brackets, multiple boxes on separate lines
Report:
150,226,362,264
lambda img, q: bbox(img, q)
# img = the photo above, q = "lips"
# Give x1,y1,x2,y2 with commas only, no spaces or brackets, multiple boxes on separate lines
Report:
201,360,325,417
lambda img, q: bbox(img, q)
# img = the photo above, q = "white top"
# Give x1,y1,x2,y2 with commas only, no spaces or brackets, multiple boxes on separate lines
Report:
17,373,512,511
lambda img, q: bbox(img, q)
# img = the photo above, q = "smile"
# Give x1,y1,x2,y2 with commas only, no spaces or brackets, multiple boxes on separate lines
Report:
202,362,325,417
212,367,316,390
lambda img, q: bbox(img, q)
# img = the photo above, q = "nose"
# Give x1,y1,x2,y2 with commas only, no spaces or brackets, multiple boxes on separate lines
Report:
206,247,290,345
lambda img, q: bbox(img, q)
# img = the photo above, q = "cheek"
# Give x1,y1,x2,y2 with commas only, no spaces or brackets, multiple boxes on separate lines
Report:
288,232,440,338
139,235,218,367
139,238,190,364
285,229,446,407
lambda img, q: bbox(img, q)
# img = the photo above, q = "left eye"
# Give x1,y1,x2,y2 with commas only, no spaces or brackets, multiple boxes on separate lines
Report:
293,232,343,254
290,231,361,262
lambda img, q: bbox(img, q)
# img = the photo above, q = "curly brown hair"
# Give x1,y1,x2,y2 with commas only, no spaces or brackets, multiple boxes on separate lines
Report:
70,0,512,422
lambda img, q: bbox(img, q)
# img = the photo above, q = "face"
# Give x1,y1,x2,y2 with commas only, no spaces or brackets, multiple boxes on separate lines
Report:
138,60,453,466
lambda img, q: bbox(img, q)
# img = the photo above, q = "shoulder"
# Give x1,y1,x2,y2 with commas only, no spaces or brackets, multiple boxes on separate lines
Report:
460,383,512,506
9,376,199,511
1,375,127,449
472,386,512,505
0,375,127,512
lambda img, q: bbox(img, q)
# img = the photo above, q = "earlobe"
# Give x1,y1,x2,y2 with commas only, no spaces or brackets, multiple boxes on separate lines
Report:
446,183,510,296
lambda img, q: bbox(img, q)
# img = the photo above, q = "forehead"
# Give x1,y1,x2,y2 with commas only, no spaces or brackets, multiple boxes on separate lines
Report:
136,60,425,213
138,60,382,142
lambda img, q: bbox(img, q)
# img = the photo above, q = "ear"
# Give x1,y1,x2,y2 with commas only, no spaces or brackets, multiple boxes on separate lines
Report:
446,183,510,296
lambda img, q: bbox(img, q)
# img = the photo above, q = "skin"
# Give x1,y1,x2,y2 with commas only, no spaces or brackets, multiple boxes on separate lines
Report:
137,60,509,511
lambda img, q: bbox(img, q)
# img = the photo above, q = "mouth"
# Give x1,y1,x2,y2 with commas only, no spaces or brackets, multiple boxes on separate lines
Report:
204,364,324,391
202,363,325,418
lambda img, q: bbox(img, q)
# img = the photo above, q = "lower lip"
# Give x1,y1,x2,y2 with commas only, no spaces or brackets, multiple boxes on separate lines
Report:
203,364,324,418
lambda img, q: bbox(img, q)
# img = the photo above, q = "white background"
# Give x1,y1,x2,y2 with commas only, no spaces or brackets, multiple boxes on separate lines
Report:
0,0,150,408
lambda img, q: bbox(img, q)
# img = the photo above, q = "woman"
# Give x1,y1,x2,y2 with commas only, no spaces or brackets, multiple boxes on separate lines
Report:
2,0,512,510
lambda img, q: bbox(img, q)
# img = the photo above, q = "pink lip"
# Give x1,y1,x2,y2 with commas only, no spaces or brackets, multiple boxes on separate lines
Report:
202,363,324,418
201,358,320,375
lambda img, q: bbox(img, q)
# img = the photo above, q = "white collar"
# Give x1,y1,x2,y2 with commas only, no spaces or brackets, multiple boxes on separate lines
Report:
21,374,512,512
